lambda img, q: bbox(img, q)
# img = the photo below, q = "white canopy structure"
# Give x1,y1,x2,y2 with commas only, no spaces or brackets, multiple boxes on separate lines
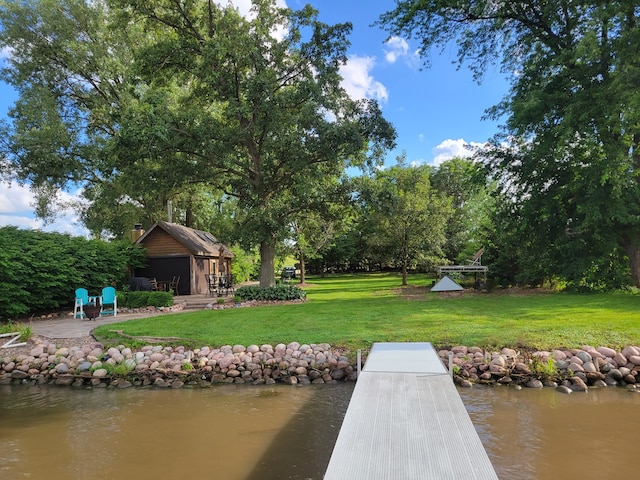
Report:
430,275,464,292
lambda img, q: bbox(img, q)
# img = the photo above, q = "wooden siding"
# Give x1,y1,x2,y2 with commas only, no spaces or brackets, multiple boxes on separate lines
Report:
143,228,191,256
192,257,208,295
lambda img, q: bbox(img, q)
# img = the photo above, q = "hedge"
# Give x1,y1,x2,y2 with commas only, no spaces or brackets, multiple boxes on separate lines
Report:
0,226,146,319
119,291,174,308
234,285,307,301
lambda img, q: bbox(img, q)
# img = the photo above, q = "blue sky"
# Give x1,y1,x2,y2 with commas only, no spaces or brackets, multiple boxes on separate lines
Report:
0,0,510,235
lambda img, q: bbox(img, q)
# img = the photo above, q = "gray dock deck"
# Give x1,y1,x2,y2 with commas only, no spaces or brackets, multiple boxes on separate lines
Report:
324,342,498,479
437,265,489,275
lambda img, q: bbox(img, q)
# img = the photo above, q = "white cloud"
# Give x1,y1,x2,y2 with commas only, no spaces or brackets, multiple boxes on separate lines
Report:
0,46,12,60
217,0,288,40
384,37,408,64
0,182,32,212
432,138,486,166
339,55,388,103
0,181,89,236
383,36,420,68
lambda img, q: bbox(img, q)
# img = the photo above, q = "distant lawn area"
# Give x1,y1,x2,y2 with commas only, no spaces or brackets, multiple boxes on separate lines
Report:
93,273,640,351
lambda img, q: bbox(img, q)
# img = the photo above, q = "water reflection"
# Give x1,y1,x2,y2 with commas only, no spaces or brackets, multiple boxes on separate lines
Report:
459,385,640,479
0,384,354,480
1,383,638,479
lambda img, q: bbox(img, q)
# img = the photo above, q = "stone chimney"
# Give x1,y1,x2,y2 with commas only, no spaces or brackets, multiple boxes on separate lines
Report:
131,223,145,243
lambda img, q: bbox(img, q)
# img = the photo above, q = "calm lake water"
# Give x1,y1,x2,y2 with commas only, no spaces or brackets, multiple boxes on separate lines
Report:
1,383,638,479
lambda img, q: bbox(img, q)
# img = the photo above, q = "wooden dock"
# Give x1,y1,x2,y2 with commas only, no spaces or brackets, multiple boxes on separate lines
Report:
324,342,498,479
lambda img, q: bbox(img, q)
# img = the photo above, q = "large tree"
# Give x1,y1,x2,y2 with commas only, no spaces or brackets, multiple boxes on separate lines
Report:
357,160,452,285
0,0,192,238
111,0,395,287
380,1,640,288
0,0,395,287
0,0,136,223
430,157,494,263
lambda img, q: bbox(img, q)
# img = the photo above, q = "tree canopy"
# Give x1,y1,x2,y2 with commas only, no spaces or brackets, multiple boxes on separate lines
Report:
381,0,640,288
0,0,396,287
356,159,452,285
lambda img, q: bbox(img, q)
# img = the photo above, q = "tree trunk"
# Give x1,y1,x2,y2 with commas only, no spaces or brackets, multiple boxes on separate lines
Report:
401,260,408,285
624,241,640,288
259,240,276,288
298,252,306,284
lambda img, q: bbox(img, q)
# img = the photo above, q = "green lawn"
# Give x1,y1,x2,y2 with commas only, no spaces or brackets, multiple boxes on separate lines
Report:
93,273,640,351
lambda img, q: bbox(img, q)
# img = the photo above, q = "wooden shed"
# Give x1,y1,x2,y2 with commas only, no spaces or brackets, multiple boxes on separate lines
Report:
132,221,234,295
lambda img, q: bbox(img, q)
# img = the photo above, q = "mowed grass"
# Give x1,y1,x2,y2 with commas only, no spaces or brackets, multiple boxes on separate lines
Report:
93,273,640,351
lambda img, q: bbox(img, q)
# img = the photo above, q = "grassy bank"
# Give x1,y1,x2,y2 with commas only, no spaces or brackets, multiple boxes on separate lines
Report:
93,273,640,351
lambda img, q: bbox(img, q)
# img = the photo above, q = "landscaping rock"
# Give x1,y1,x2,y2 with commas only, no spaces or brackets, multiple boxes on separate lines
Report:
570,377,588,392
597,346,616,358
55,375,75,386
576,351,592,363
4,340,640,391
10,370,28,380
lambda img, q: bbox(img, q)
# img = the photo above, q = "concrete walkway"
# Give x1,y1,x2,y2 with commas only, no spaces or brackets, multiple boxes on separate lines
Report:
29,312,156,339
29,294,216,339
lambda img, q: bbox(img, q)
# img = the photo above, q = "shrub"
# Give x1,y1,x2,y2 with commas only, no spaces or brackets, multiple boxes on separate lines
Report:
532,357,559,379
120,291,173,308
0,226,146,319
234,285,306,301
0,321,31,342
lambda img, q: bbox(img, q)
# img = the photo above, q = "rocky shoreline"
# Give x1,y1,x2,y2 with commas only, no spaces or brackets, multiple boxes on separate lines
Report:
441,344,640,393
2,338,639,392
0,337,357,388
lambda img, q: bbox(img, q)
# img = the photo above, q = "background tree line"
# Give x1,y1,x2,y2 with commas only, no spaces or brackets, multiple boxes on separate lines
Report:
1,0,638,294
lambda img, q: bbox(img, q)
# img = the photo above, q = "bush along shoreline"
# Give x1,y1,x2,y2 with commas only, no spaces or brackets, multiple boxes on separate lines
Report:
441,345,640,393
0,339,356,388
2,340,640,391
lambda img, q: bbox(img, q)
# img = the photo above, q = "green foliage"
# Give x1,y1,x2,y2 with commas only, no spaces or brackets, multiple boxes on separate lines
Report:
235,285,307,302
288,177,356,282
531,357,559,380
430,157,495,264
120,291,173,309
0,227,144,319
355,157,453,284
95,361,134,376
0,321,32,342
227,245,259,283
379,1,640,289
1,0,395,288
0,0,140,227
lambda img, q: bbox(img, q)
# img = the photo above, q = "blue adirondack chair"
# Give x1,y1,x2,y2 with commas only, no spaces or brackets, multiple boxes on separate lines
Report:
100,286,118,317
74,288,97,319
